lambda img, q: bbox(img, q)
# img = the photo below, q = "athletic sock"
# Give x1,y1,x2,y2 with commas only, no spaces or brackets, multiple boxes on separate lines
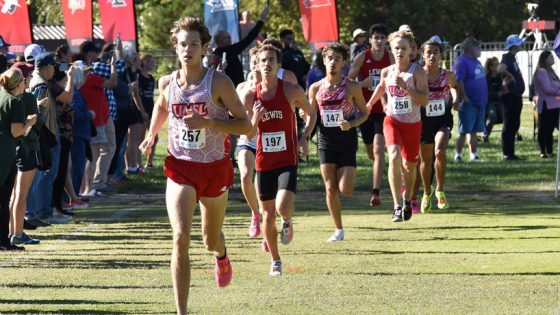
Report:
216,248,227,260
470,152,479,159
371,188,380,195
404,199,411,207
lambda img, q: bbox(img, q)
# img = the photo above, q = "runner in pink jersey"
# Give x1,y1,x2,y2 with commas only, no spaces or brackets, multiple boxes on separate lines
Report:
367,30,429,222
309,43,368,242
416,38,458,213
139,17,250,314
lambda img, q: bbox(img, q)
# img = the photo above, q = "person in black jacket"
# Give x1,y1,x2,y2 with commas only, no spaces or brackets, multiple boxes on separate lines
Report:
499,35,526,160
213,3,269,87
279,29,311,89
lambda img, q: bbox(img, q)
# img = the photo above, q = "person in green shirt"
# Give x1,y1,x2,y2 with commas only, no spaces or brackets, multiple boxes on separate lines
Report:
0,68,36,251
9,62,44,245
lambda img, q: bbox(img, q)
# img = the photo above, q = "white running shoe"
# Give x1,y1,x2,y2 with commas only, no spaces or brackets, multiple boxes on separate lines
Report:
280,218,293,245
327,229,344,242
270,260,282,276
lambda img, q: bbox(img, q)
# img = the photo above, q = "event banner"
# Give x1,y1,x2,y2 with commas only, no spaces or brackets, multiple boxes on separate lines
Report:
297,0,338,45
204,0,240,44
0,0,33,53
98,0,137,46
61,0,93,52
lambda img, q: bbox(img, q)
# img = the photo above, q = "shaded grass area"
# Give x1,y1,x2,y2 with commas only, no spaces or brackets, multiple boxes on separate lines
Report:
0,188,559,313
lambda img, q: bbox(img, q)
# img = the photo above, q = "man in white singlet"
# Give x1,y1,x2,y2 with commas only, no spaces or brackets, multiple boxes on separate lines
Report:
139,17,250,314
367,30,429,222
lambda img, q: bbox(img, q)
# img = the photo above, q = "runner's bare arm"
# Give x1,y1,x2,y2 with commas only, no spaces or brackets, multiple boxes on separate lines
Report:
307,81,320,114
446,71,459,107
348,51,371,88
140,75,170,156
210,72,251,135
366,67,388,111
406,67,429,106
288,82,316,140
343,81,368,130
241,87,259,139
287,82,316,159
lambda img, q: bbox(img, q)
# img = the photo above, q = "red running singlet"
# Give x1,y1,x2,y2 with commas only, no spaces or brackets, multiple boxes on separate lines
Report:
358,49,391,114
255,79,298,172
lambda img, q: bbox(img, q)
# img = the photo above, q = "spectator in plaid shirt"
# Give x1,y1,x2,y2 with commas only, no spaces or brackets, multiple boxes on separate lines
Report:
82,40,125,195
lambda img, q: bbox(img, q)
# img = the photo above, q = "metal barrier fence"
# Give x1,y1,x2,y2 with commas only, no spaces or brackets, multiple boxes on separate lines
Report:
145,40,560,98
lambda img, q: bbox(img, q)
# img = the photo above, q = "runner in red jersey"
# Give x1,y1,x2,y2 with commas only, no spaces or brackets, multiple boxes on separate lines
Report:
241,44,316,276
139,17,250,314
367,30,429,223
349,24,393,207
309,43,368,242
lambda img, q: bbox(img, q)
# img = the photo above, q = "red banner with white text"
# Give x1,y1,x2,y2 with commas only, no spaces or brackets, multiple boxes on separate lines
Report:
61,0,93,52
297,0,338,45
0,0,33,53
98,0,137,48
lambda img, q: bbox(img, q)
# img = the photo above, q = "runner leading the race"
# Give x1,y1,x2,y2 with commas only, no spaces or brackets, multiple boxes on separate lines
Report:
308,43,368,241
139,17,251,314
348,24,393,207
367,30,429,222
418,38,458,212
241,44,316,276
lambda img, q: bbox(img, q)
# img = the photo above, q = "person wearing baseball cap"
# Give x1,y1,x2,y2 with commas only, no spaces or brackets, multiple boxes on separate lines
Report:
499,34,526,161
24,44,45,64
350,28,369,62
452,37,487,163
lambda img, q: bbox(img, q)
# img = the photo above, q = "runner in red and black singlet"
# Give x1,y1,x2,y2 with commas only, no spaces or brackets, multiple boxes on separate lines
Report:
349,23,393,207
139,17,251,314
309,43,368,242
241,44,316,277
367,30,429,223
416,38,458,213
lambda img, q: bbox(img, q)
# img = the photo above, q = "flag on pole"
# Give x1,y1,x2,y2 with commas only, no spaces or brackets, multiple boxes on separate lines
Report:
297,0,338,45
98,0,138,49
62,0,93,52
0,0,32,54
204,0,239,44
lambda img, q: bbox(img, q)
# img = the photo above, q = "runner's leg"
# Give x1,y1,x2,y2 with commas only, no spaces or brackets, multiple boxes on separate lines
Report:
237,150,259,217
434,129,450,191
320,163,342,229
166,178,197,315
387,144,403,206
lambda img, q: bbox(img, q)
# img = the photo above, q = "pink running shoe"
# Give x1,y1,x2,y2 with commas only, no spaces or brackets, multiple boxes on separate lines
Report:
411,199,420,213
71,198,88,209
261,240,269,252
249,213,261,238
214,254,232,288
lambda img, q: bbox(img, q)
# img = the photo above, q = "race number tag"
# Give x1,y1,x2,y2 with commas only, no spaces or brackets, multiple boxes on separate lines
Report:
178,124,206,149
427,99,445,117
369,75,381,91
393,96,412,114
262,131,286,152
322,109,343,127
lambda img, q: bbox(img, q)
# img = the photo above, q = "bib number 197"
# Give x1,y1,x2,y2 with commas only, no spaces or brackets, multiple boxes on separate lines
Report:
262,131,286,152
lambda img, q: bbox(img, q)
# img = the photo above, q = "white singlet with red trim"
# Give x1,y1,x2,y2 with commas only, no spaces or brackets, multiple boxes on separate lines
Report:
167,68,229,163
385,63,421,123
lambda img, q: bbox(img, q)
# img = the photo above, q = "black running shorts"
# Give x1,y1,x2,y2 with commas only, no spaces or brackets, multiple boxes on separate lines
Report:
256,166,297,201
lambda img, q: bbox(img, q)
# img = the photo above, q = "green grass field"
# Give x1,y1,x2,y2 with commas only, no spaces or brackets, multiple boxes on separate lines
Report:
1,105,559,314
